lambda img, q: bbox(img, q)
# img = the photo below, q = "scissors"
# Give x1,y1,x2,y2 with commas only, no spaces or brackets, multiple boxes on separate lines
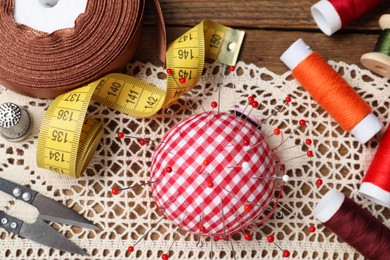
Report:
0,177,100,256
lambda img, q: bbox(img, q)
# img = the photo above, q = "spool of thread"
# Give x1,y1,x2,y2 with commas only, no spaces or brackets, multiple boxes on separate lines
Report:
361,15,390,78
311,0,384,36
280,39,383,144
314,189,390,259
0,0,166,98
360,127,390,208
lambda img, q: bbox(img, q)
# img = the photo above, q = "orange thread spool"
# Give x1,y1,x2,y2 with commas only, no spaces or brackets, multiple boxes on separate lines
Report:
280,39,383,144
294,52,370,131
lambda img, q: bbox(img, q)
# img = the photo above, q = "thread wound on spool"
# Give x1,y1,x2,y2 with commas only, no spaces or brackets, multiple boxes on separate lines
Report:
315,190,390,259
311,0,384,35
292,52,371,131
360,128,390,207
361,26,390,78
281,39,382,143
329,0,384,27
374,29,390,55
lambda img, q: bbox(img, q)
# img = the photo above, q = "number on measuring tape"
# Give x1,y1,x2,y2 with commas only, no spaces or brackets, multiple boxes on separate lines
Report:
57,109,74,122
178,33,193,43
51,130,69,143
178,70,193,80
177,49,195,60
45,147,70,164
108,82,122,97
145,96,159,110
209,34,222,49
37,19,245,178
49,150,66,162
48,166,66,174
65,93,82,102
126,90,140,104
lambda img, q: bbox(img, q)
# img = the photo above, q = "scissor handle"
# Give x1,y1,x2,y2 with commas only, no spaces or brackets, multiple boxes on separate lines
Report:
0,177,38,204
0,211,23,235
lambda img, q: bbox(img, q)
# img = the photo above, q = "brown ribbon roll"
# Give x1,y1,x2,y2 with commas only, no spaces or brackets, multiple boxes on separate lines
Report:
0,0,166,99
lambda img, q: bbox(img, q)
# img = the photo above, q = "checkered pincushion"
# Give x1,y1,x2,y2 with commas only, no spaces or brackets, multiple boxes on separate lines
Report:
150,112,277,237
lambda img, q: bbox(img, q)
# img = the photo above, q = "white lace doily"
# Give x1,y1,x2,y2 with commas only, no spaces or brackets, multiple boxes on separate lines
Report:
0,60,389,259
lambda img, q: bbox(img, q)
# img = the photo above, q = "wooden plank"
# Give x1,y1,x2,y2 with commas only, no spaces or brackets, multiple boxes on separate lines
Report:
144,0,390,31
132,26,379,75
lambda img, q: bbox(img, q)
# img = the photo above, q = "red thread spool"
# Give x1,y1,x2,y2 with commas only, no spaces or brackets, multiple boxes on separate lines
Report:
314,189,390,259
360,127,390,208
280,38,383,144
311,0,384,36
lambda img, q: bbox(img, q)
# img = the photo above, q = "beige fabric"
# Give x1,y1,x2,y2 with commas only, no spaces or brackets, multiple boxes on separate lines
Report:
0,60,389,259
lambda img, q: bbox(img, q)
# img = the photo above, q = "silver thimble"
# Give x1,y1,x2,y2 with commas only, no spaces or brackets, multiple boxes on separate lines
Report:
0,103,32,141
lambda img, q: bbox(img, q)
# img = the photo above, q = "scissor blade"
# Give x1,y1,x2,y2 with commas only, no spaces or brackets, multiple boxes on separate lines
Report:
32,194,100,231
20,219,88,256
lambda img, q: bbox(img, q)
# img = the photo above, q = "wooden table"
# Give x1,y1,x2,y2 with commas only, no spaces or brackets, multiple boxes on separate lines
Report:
2,2,389,259
136,0,390,75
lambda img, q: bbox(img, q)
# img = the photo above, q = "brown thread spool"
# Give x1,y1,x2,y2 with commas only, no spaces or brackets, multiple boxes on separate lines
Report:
314,189,390,260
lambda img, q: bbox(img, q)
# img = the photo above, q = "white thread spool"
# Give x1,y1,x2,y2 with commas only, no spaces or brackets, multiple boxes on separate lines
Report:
361,15,390,78
13,0,88,33
360,182,390,208
313,189,345,223
311,0,342,36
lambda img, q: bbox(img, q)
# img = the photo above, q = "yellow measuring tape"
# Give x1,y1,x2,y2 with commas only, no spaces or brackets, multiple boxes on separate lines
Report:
37,19,245,178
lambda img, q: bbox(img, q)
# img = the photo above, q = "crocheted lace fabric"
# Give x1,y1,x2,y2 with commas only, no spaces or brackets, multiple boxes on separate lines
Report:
0,60,389,259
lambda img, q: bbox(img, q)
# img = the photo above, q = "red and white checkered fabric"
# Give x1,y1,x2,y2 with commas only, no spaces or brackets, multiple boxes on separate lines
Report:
151,112,276,237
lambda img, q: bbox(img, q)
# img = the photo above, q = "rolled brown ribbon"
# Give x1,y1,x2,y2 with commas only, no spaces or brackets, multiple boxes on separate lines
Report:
0,0,166,98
